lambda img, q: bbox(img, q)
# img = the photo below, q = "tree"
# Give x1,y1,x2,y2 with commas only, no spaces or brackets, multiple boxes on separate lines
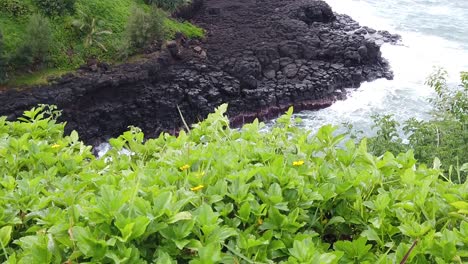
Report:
10,14,52,70
27,14,52,65
72,11,112,52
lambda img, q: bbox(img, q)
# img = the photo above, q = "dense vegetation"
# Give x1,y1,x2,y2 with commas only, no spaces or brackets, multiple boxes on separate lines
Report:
0,101,466,263
364,70,468,183
0,0,203,86
0,31,8,83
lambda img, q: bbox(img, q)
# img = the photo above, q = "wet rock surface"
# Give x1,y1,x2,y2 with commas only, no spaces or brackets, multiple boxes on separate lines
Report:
0,0,400,144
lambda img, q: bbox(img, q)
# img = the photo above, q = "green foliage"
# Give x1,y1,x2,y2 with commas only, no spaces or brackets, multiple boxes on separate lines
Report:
367,114,405,156
34,0,76,16
428,68,468,123
125,6,166,51
0,0,30,17
165,18,205,39
365,71,468,183
26,14,53,64
0,104,466,263
11,14,52,70
0,0,203,86
0,30,9,84
72,10,113,52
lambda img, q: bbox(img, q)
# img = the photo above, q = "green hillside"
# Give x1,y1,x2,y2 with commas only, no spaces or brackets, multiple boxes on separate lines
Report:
0,0,203,86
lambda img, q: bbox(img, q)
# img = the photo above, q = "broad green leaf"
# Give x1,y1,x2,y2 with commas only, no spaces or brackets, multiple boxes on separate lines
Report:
260,207,286,231
315,252,343,264
268,183,283,204
72,226,107,259
15,235,53,263
115,215,150,242
168,211,192,224
155,250,177,264
289,238,315,262
238,202,251,222
70,130,79,143
207,226,237,243
398,221,432,238
361,227,383,246
334,237,374,263
196,204,218,226
0,226,12,247
197,242,222,264
451,201,468,210
326,216,345,226
153,191,173,217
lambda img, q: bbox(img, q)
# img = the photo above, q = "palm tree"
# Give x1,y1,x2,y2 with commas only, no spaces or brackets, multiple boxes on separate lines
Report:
72,11,112,52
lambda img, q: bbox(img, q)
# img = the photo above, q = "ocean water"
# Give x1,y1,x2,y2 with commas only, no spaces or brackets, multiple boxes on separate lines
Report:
293,0,468,134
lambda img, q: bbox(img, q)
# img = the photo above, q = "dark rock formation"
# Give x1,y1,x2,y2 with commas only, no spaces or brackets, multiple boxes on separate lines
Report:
173,0,204,19
286,0,336,24
0,0,400,144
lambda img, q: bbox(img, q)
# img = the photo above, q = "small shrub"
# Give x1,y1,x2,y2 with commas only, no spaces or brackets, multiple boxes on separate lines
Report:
125,6,166,50
365,71,468,183
12,14,52,70
26,14,53,65
367,114,405,155
0,0,30,17
34,0,76,16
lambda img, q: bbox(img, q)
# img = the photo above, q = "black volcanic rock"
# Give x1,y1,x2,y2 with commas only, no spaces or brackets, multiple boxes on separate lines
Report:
286,0,336,24
0,0,399,144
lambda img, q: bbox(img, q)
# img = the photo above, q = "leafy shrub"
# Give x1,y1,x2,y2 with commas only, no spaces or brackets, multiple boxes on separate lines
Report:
0,104,466,263
125,6,166,50
0,0,30,17
34,0,76,16
428,68,468,123
367,114,405,155
365,71,468,182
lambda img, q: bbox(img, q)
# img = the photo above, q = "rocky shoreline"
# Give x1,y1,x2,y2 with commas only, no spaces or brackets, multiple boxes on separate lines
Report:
0,0,399,144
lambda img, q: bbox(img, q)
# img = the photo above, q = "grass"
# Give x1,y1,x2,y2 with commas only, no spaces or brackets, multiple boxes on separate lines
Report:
6,68,73,87
165,18,205,39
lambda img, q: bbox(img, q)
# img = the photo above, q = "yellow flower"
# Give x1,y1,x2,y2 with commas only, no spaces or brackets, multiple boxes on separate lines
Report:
257,218,263,225
190,185,204,191
51,144,61,149
292,160,304,166
179,164,190,171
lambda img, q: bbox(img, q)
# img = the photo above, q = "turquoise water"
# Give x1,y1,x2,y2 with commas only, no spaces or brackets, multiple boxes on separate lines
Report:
295,0,468,134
